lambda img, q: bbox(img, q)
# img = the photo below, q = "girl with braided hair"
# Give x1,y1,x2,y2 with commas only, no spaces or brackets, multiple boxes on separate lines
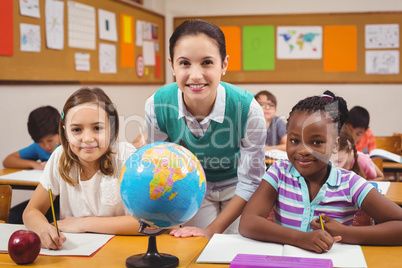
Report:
239,90,402,253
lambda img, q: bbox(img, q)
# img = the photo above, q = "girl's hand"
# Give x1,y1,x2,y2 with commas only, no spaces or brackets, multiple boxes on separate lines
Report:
57,217,86,233
169,226,213,239
38,223,66,250
311,214,344,237
297,229,341,253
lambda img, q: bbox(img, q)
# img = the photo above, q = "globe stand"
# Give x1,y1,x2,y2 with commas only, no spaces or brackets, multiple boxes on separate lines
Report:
126,221,179,268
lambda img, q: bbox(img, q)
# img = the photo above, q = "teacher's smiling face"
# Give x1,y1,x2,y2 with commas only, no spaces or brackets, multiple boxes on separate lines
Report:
169,33,228,108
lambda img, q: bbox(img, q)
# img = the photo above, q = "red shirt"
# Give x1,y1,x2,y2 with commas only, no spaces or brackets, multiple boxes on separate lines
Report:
356,128,376,153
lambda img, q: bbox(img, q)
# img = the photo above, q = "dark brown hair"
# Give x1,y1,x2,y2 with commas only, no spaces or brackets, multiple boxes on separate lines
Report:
28,106,60,142
58,87,119,185
254,90,277,107
338,125,365,178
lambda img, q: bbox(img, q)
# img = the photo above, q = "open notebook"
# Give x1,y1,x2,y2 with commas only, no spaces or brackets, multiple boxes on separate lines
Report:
196,234,367,268
0,170,43,183
0,224,114,257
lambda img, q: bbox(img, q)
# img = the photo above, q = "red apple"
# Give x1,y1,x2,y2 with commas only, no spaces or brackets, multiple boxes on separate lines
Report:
8,230,41,265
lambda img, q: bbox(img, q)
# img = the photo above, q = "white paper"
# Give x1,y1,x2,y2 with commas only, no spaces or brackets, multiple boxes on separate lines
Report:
0,224,114,256
143,40,155,66
136,20,143,46
19,0,40,18
196,234,367,268
98,9,117,42
265,149,288,160
277,26,322,59
369,181,391,195
99,43,117,73
75,52,90,71
45,0,64,50
67,1,96,50
365,50,399,74
20,23,41,52
0,170,42,182
365,24,399,49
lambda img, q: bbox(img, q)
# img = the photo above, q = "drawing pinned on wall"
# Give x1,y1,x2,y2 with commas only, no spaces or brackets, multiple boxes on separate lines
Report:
19,0,40,18
20,23,41,52
75,52,90,71
143,40,155,66
277,26,322,59
99,43,116,73
365,50,399,74
67,1,96,50
242,25,275,71
365,24,399,49
98,9,117,42
136,20,143,46
45,0,64,50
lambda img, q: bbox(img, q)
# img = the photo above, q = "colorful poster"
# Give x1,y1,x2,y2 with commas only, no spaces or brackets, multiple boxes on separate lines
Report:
277,26,322,59
366,50,399,74
98,9,117,42
323,25,357,72
365,24,399,49
220,26,241,71
120,14,134,67
0,0,13,56
242,25,275,71
20,23,41,52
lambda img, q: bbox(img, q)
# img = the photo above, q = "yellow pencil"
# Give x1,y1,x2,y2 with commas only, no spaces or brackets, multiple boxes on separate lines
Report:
48,187,59,236
319,214,325,230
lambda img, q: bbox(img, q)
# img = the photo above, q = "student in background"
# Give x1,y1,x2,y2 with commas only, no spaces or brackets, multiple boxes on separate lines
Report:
255,90,287,151
3,106,60,170
239,91,402,253
345,106,376,154
23,87,139,249
145,19,266,239
331,125,384,181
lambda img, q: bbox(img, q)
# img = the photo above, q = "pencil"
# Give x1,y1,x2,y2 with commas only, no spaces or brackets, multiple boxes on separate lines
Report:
48,187,59,236
319,214,324,230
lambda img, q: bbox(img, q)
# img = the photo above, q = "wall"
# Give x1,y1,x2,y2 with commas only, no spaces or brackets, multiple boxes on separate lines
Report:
2,0,402,205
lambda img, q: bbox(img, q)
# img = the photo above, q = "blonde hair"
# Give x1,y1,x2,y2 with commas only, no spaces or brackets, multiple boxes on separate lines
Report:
58,87,119,186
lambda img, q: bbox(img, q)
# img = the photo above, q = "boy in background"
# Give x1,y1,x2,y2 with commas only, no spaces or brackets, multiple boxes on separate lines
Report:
345,106,376,154
3,106,60,169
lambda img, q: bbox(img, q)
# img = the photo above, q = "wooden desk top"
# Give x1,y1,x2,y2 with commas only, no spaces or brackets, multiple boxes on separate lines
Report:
0,234,400,268
386,182,402,205
0,168,39,188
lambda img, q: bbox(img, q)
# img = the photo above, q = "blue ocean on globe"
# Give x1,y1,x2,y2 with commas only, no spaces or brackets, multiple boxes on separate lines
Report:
120,142,206,228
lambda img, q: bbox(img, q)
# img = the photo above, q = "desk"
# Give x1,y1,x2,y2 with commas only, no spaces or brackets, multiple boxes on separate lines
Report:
0,234,401,268
0,168,38,190
383,161,402,182
386,182,402,205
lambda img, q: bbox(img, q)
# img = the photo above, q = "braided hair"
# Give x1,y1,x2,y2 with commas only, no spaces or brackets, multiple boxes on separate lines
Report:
288,90,349,133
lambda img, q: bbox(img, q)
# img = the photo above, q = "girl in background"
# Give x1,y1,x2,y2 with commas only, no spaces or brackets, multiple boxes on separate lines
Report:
24,87,139,249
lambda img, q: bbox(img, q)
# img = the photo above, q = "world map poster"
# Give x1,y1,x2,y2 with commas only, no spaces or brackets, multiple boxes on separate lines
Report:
277,26,322,59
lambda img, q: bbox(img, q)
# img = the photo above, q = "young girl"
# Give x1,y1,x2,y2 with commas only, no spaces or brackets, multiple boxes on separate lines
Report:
145,19,266,239
23,87,139,249
331,125,384,181
239,91,402,253
255,90,287,151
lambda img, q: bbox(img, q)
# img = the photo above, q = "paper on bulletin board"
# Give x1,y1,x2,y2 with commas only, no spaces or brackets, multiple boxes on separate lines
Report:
365,50,399,74
0,0,13,56
67,1,96,50
136,20,143,46
120,14,134,67
98,9,117,42
99,43,116,73
323,25,357,72
19,0,40,18
45,0,64,50
220,26,241,71
143,40,155,66
75,52,90,71
365,24,399,49
20,23,41,52
242,25,275,71
277,26,322,59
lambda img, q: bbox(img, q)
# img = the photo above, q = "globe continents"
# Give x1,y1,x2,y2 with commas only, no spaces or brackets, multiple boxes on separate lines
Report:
120,142,206,229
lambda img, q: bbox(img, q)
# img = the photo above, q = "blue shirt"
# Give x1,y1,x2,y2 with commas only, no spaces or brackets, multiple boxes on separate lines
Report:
264,159,374,232
266,116,287,146
19,143,51,162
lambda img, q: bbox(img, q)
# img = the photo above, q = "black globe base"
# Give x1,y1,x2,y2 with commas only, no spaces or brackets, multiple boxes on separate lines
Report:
126,221,179,268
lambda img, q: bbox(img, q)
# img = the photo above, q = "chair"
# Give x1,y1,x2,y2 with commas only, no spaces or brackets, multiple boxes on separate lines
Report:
371,157,383,173
0,185,12,223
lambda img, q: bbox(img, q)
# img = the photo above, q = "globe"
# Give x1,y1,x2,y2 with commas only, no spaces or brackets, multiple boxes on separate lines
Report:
120,142,206,229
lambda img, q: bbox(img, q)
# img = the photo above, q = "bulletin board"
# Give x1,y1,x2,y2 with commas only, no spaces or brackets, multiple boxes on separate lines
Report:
175,12,402,84
0,0,165,84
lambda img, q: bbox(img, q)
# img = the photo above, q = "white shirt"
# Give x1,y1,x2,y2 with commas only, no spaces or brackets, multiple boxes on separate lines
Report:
145,84,266,201
40,142,136,219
